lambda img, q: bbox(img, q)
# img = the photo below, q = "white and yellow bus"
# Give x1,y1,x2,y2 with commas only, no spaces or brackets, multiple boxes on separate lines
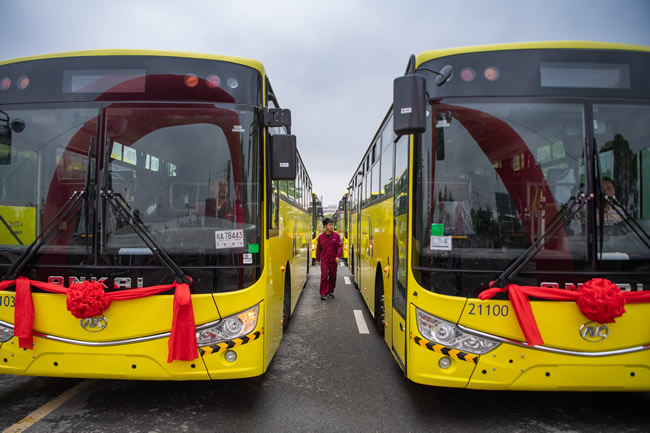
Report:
0,49,312,380
348,41,650,390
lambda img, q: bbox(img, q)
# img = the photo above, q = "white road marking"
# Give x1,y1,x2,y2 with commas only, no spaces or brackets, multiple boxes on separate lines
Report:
3,379,96,433
344,276,351,285
354,310,370,334
340,261,345,267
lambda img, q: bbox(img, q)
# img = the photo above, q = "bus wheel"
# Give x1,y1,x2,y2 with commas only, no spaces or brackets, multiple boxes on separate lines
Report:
283,268,291,332
374,266,385,335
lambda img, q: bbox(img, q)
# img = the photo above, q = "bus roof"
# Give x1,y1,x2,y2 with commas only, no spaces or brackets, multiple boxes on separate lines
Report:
0,49,266,76
416,41,650,67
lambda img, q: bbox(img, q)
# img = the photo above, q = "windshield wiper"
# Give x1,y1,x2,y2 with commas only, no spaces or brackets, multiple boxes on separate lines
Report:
82,137,94,247
3,190,85,280
604,196,650,249
490,193,593,288
101,189,191,285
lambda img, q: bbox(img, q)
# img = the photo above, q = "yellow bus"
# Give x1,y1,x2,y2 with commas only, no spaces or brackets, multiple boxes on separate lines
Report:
0,49,313,380
336,191,349,262
348,41,650,390
310,191,323,265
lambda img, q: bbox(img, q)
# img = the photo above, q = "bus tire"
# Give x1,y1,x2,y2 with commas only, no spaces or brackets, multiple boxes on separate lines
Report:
374,266,385,335
283,267,291,332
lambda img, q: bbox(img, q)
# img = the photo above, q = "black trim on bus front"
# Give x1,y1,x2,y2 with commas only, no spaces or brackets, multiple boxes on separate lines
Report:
0,56,263,106
419,49,650,100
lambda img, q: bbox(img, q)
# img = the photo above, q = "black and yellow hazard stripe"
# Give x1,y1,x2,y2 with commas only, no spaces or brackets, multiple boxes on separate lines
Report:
411,333,479,364
199,329,264,357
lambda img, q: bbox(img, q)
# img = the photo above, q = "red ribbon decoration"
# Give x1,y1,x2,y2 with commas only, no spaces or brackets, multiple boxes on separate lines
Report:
479,278,650,346
66,281,112,319
1,276,198,362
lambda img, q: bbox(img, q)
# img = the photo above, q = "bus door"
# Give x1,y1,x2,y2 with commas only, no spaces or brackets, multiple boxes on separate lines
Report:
391,135,409,369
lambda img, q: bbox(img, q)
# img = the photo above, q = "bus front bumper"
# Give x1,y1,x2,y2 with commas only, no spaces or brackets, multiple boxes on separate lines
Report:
0,330,265,380
408,336,650,391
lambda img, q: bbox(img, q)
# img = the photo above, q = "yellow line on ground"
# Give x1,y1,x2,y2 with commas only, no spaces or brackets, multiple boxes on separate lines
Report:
3,379,96,433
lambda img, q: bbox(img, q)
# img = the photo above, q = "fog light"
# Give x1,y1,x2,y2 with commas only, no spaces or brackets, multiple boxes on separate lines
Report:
438,356,452,370
224,350,237,363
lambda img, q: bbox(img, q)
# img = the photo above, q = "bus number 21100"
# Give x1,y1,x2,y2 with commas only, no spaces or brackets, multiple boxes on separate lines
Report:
467,303,508,317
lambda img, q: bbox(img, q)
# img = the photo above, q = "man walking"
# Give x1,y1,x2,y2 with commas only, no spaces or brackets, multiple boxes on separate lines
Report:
316,217,342,300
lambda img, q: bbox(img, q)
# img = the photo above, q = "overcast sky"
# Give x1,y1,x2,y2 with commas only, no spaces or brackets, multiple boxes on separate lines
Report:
2,0,649,205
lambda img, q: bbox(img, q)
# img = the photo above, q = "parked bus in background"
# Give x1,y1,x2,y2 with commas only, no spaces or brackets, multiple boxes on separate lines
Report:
0,49,312,380
348,41,650,390
337,191,349,262
310,191,323,265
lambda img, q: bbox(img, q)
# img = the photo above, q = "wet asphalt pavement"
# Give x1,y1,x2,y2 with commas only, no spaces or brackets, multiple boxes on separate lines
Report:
1,263,649,432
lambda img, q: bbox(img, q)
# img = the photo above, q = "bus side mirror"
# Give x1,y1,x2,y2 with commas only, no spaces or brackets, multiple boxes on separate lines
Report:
270,134,297,180
393,74,427,136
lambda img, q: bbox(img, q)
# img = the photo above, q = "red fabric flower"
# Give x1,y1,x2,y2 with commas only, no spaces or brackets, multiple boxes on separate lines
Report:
66,281,112,319
576,278,626,323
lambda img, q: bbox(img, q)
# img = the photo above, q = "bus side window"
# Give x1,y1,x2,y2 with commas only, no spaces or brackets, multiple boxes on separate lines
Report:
268,180,279,236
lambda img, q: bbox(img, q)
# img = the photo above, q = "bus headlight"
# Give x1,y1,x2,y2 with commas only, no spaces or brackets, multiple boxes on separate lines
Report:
416,308,500,355
0,324,13,343
196,304,259,347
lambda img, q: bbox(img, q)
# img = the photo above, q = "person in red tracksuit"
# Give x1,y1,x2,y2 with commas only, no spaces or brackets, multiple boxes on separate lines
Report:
316,217,342,300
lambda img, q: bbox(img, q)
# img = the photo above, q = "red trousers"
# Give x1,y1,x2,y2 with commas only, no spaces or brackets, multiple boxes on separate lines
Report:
320,261,338,296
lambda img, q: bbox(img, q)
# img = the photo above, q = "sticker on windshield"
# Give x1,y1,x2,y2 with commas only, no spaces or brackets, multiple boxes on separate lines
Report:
215,229,244,249
431,223,444,236
111,142,123,160
430,235,452,251
123,146,137,165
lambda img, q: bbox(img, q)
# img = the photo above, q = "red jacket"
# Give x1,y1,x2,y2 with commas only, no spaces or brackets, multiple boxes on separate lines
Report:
316,231,342,262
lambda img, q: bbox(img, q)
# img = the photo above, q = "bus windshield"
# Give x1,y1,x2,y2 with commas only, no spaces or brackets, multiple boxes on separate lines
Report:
414,99,650,296
0,103,261,267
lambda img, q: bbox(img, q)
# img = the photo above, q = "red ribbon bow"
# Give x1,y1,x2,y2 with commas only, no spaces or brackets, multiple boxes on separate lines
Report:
66,281,112,319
